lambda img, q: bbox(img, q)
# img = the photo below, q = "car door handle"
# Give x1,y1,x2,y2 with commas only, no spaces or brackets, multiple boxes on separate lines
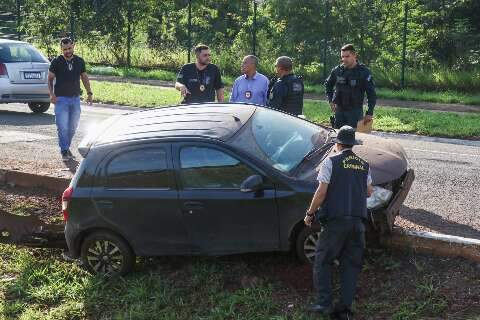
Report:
96,200,113,210
182,201,204,214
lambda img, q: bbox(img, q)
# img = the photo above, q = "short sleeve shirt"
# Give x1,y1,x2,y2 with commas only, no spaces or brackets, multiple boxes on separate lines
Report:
176,63,224,104
49,55,86,97
317,150,372,185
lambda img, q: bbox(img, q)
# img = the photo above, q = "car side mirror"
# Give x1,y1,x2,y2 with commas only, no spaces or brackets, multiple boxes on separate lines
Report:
240,175,263,193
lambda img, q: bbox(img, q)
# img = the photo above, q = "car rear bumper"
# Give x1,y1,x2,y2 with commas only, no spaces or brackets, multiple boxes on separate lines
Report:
0,79,49,103
65,222,81,258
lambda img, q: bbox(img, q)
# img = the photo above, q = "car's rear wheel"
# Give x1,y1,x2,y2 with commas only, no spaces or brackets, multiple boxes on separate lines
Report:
28,102,50,113
295,225,321,264
80,231,135,276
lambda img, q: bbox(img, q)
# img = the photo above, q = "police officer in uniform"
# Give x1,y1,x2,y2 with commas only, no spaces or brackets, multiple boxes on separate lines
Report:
267,56,304,116
304,125,373,319
175,44,224,104
325,44,376,129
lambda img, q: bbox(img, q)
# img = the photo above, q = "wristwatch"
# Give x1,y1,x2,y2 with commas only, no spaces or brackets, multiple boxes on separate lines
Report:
306,210,315,217
87,92,93,95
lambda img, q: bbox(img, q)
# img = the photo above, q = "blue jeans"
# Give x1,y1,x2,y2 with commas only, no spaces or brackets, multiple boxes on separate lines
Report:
54,96,81,152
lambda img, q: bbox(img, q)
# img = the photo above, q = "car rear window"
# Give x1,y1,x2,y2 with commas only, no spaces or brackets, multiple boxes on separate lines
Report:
105,148,174,189
0,43,48,63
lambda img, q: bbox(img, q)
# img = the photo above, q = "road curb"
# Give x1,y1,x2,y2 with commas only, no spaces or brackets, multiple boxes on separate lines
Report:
381,227,480,263
0,169,69,194
1,168,479,263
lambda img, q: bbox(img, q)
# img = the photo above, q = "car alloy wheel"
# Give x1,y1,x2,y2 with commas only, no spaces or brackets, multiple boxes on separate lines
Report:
295,225,321,264
303,231,320,263
81,231,134,275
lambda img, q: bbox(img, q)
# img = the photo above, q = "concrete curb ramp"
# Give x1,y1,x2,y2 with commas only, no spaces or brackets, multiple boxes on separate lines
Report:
1,168,480,263
0,169,69,194
382,228,480,263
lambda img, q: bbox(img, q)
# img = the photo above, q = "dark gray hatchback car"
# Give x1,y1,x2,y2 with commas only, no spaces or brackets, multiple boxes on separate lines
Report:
63,103,414,275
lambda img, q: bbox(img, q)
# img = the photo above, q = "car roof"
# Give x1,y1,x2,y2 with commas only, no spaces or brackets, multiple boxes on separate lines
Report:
0,39,29,45
95,103,257,146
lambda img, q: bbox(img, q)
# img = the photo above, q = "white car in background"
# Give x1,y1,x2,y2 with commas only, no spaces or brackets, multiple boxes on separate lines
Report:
0,39,51,113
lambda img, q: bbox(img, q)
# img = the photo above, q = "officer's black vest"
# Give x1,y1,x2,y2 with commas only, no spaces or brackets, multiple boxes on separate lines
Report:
322,150,369,220
332,64,368,111
280,75,304,115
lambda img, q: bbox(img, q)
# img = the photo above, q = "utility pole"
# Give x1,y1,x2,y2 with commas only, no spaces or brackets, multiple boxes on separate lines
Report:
252,0,264,56
16,0,21,40
187,0,192,63
401,2,408,89
127,1,132,67
70,0,75,40
323,0,331,81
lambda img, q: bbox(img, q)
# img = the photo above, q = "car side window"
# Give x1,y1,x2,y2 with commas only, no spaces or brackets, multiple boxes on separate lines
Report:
180,146,255,189
106,148,173,189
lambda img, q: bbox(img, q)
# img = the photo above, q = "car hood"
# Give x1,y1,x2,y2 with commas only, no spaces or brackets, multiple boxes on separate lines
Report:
307,133,408,185
352,133,408,184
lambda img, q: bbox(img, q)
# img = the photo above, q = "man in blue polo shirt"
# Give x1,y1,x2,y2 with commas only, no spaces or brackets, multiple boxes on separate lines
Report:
230,55,269,106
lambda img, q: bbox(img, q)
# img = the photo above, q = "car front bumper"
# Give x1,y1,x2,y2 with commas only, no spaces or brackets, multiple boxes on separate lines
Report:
382,169,415,232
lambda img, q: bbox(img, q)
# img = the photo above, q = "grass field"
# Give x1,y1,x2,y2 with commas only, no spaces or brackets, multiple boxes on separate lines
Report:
88,65,480,106
0,197,478,320
86,81,480,139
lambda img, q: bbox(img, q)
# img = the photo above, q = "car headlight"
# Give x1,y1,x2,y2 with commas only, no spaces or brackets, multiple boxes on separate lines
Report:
367,186,393,210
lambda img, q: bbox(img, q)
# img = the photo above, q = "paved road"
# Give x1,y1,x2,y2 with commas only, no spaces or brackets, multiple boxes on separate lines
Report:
1,103,479,239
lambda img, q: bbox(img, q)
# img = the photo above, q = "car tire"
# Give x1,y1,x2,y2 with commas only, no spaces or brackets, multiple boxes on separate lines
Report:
80,231,135,276
295,225,321,264
28,102,50,113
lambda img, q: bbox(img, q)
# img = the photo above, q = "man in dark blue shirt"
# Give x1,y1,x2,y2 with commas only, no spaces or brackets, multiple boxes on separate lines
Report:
304,126,373,319
267,56,304,116
325,44,376,129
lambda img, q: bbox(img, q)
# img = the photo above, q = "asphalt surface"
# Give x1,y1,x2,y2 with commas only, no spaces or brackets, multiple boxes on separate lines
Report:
1,102,479,239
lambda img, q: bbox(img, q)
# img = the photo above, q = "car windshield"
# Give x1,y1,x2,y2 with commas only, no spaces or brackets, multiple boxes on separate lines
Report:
232,108,328,173
0,43,48,63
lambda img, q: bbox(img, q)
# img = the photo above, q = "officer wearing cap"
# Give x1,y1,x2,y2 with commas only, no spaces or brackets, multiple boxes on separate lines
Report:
304,125,373,319
267,56,304,116
325,44,376,129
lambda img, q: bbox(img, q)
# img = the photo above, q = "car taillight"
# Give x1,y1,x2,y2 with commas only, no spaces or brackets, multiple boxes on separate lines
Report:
62,186,73,221
0,63,8,78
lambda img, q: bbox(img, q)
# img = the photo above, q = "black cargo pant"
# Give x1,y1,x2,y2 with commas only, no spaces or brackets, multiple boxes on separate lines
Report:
313,216,366,309
334,107,364,129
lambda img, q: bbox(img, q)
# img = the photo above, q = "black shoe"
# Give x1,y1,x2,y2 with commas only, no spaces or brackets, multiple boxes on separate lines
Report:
331,306,354,320
307,303,331,314
66,149,74,159
61,150,69,161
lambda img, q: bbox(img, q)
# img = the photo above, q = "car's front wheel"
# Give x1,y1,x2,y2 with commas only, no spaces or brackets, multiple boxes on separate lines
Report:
295,225,321,264
28,102,50,113
80,231,135,276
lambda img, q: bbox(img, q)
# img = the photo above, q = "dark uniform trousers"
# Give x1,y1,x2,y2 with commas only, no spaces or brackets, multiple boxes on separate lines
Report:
325,64,376,129
313,216,366,309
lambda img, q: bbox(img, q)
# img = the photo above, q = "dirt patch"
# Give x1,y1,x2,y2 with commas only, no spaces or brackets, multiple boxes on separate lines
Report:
0,185,61,224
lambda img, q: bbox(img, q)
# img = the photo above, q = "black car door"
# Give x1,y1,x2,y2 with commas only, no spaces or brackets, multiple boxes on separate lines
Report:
92,143,188,256
173,142,279,255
